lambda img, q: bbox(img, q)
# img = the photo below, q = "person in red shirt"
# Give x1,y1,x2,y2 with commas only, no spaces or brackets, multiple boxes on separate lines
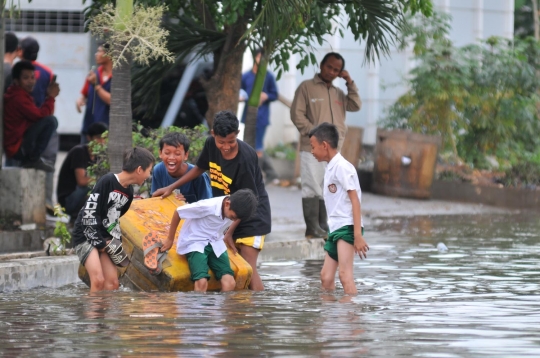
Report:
3,60,60,172
76,43,112,144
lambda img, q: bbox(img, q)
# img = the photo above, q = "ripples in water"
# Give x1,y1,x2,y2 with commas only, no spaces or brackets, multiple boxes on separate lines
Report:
1,213,539,357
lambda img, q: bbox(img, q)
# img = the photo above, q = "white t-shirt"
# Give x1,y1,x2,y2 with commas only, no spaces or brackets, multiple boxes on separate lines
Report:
175,196,232,257
323,153,363,233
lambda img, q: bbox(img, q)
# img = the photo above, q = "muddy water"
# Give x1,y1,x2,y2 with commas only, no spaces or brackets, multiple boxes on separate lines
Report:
1,213,539,357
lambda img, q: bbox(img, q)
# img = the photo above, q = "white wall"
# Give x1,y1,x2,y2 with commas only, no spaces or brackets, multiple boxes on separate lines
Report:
264,0,515,148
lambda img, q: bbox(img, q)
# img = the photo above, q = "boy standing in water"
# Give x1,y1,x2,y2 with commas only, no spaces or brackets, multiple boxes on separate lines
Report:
308,123,369,294
73,147,155,292
160,189,258,292
153,111,271,291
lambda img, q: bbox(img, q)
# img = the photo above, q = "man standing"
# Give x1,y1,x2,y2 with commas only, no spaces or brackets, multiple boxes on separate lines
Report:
290,52,361,238
241,48,279,184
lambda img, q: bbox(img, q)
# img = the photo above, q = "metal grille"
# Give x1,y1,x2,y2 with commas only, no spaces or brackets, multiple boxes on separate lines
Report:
5,10,85,33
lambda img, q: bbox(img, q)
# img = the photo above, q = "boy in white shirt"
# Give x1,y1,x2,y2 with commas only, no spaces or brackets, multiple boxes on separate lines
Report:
308,123,369,294
161,189,258,292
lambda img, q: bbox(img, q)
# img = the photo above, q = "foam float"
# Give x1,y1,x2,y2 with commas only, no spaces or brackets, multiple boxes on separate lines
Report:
78,196,253,291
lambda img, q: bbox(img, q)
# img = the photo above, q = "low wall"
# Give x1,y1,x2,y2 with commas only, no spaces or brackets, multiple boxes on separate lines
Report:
0,230,47,254
0,255,79,292
432,180,540,210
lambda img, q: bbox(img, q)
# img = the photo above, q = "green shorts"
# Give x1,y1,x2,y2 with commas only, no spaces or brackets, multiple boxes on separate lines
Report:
185,244,234,282
324,225,364,262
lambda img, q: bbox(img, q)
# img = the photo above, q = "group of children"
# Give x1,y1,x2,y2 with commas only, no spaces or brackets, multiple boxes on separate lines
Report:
73,111,368,295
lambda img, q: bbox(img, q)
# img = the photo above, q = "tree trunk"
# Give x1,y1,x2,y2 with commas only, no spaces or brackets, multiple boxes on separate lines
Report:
243,57,268,148
108,50,133,173
533,0,540,40
202,23,247,129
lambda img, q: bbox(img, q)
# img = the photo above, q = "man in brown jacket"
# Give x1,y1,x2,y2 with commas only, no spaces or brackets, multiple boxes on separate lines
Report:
290,52,361,238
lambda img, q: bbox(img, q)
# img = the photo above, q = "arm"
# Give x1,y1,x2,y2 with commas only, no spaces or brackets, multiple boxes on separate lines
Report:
74,168,92,187
161,210,181,252
94,84,111,105
223,219,241,255
290,84,313,136
81,179,109,249
348,190,368,259
152,165,205,199
339,70,361,112
15,93,55,123
195,172,212,200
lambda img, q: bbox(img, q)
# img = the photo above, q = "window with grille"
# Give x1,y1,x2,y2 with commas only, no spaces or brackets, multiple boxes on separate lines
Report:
5,10,86,33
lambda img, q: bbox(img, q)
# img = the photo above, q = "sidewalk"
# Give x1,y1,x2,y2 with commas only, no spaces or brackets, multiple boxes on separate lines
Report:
259,183,509,261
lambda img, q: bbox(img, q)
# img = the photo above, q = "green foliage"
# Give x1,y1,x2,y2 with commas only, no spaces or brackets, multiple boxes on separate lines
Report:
502,148,540,187
87,124,208,193
123,0,433,117
53,205,71,255
88,3,174,67
266,143,297,161
382,11,540,187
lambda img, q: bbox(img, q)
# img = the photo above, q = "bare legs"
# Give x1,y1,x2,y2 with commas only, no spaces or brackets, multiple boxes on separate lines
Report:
320,240,357,295
84,249,119,292
238,244,264,291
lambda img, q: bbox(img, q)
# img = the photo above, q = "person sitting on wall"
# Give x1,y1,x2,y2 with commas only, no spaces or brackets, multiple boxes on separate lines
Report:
57,122,108,221
3,60,59,172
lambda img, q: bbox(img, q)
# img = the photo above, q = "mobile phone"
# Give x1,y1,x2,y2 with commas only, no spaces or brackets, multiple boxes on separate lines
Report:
52,75,57,83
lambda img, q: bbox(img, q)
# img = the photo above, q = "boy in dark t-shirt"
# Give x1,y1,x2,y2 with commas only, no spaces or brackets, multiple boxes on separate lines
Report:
153,110,271,291
57,122,108,220
73,147,155,292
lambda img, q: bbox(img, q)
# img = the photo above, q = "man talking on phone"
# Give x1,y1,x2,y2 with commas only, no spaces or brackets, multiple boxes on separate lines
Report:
290,52,361,239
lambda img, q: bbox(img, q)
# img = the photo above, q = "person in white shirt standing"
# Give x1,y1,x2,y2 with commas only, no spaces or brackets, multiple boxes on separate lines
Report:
161,189,258,292
308,123,369,295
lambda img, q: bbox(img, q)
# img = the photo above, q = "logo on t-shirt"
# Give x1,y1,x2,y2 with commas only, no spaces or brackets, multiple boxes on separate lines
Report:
328,184,337,193
209,162,232,195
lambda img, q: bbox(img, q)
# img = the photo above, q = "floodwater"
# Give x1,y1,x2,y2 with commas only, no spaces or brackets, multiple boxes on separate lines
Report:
1,213,540,357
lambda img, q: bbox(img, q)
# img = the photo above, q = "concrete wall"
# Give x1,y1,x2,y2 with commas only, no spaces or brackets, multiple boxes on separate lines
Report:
0,168,46,224
0,255,79,292
260,0,515,148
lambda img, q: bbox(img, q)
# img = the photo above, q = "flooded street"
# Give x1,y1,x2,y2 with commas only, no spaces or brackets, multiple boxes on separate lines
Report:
1,213,540,357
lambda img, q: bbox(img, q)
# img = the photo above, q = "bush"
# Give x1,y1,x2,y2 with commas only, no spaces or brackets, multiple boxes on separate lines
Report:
266,143,297,161
88,124,208,194
501,149,540,188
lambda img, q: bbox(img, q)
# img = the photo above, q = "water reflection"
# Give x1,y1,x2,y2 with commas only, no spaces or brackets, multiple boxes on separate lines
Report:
0,213,539,356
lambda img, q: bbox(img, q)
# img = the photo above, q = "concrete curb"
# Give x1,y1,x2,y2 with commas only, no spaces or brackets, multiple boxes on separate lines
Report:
0,255,79,292
260,238,325,262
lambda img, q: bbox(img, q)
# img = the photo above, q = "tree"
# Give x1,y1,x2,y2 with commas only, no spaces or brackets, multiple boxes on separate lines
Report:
382,12,540,169
117,0,433,148
88,0,173,172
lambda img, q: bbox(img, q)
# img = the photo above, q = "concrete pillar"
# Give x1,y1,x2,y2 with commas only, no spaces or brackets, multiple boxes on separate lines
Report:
0,168,46,225
473,0,484,41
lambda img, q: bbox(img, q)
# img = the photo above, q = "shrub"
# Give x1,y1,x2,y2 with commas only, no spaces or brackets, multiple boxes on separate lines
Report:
88,124,208,194
266,143,297,161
